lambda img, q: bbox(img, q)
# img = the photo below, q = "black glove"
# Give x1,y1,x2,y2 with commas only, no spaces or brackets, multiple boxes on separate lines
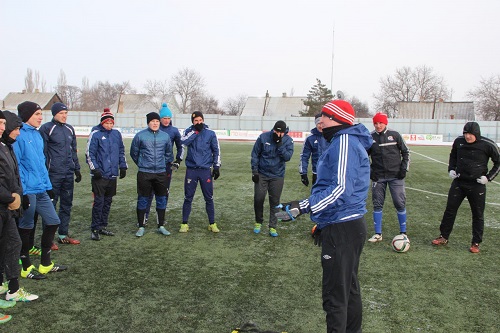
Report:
75,170,82,183
301,174,309,186
119,168,127,179
370,172,378,182
92,169,103,180
252,173,259,184
212,168,220,180
397,169,407,180
312,173,317,185
22,195,30,210
194,123,204,132
275,201,302,221
312,225,322,247
47,189,55,200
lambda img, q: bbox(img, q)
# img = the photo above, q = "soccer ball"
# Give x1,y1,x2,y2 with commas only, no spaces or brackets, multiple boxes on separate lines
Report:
391,234,410,253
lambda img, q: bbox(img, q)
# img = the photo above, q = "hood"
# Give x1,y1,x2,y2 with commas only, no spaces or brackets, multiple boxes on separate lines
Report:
311,127,322,136
463,122,481,140
1,111,23,142
337,123,373,151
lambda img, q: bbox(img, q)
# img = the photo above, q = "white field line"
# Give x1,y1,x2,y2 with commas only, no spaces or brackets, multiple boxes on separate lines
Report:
409,150,500,206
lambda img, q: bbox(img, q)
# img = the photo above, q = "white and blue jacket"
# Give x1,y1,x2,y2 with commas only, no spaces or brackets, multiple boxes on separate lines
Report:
181,124,221,170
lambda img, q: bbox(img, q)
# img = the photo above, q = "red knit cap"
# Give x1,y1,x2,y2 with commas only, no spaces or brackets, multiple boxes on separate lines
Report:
100,108,115,125
321,100,355,126
372,112,388,125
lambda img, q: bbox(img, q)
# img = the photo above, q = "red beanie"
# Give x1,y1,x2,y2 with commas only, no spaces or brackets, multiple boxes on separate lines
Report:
321,100,355,126
100,109,115,125
372,113,388,125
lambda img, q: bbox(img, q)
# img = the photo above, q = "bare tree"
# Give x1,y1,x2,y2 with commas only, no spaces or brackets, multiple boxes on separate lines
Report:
467,75,500,121
24,68,34,93
144,79,170,110
223,94,247,115
348,96,371,118
374,65,449,117
169,68,205,114
191,93,223,114
79,77,93,110
87,80,135,112
56,69,69,104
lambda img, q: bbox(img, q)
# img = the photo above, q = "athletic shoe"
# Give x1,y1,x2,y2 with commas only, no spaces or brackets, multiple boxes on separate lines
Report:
51,242,59,251
0,313,12,324
0,299,16,309
29,246,41,256
469,243,480,253
91,230,100,241
20,265,46,280
58,236,81,245
157,226,171,236
208,223,220,233
253,223,261,234
179,224,189,233
99,229,114,236
5,288,38,302
0,283,7,295
269,228,278,237
135,227,145,237
368,234,383,243
432,235,448,246
38,262,68,275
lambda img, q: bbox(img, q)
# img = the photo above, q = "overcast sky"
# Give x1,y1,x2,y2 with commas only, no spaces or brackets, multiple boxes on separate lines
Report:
1,0,499,110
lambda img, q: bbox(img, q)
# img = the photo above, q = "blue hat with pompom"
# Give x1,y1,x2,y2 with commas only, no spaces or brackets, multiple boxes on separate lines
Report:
159,103,172,118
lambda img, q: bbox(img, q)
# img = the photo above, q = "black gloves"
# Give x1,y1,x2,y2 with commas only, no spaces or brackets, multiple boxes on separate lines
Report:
194,123,204,132
312,225,322,247
212,168,220,180
119,168,127,179
75,170,82,183
47,189,55,200
92,169,103,180
370,172,378,182
252,172,259,184
22,195,30,210
301,174,309,186
397,169,407,180
312,173,317,185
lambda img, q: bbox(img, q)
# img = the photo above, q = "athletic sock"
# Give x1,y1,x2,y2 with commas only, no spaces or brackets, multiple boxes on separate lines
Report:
373,211,383,234
41,224,58,266
397,210,407,233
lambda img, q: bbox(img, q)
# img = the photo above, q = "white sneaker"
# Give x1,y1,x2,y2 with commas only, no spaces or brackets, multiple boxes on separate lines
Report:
0,283,8,295
5,288,38,302
368,234,383,243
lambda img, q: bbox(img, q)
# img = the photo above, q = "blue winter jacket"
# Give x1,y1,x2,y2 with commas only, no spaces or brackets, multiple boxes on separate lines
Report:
86,124,128,179
130,128,173,173
39,119,81,176
297,124,373,229
160,123,184,161
13,123,53,194
299,127,328,175
251,129,294,178
181,124,221,170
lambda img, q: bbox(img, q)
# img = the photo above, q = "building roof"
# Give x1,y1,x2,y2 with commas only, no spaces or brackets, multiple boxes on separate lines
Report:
397,101,475,120
1,92,62,111
240,95,307,117
108,94,181,114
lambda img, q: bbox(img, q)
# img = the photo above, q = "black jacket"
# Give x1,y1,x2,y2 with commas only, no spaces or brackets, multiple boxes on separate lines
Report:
369,128,410,180
450,122,500,182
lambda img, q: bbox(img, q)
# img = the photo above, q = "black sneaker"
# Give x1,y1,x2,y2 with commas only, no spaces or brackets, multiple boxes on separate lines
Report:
91,230,100,241
99,229,114,236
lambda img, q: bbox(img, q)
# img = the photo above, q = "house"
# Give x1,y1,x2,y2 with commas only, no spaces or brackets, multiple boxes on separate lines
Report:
107,94,181,114
1,91,63,111
397,101,475,120
240,93,308,117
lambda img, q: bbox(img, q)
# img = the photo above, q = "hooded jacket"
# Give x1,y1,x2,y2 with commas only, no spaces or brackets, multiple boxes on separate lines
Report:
181,124,221,170
130,127,173,173
251,128,294,178
297,124,373,229
0,111,23,213
299,127,328,175
39,118,81,176
449,122,500,182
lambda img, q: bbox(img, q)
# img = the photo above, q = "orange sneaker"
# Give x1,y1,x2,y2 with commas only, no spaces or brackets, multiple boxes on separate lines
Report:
58,236,81,245
469,243,480,253
431,235,448,246
51,242,59,251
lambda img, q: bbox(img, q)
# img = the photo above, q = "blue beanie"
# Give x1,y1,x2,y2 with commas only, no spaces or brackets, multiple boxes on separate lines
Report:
159,103,172,118
51,102,68,116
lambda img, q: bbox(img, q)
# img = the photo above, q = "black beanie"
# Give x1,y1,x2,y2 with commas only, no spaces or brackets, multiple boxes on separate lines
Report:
17,101,41,123
191,111,204,123
2,111,23,142
0,111,4,120
273,120,287,133
146,112,161,124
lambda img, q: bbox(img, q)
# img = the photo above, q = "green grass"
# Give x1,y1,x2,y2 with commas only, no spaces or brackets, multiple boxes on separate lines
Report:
7,140,500,333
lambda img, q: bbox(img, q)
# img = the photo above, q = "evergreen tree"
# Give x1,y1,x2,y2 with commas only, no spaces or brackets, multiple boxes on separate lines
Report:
301,79,333,117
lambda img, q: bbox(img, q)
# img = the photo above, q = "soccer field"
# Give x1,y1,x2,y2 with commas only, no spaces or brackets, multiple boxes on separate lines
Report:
7,140,500,333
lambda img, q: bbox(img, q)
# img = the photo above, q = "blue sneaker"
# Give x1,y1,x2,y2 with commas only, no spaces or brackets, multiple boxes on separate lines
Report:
135,227,145,237
269,228,278,237
254,223,261,234
157,226,171,236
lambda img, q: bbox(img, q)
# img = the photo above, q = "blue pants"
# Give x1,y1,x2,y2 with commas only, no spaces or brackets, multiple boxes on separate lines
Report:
48,173,75,236
182,168,214,224
18,192,61,229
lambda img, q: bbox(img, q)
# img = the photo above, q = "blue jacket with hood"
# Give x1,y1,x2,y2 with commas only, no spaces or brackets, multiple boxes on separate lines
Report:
130,127,173,173
13,123,53,194
86,124,128,179
251,128,294,178
299,127,328,175
297,124,373,229
181,124,221,170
